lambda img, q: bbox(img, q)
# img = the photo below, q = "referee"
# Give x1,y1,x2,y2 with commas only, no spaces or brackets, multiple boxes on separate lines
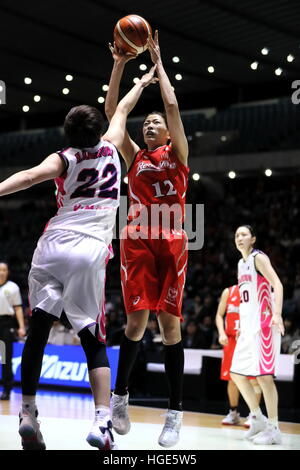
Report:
0,262,26,400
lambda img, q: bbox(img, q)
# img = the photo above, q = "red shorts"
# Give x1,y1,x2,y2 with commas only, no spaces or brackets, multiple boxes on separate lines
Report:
120,226,188,319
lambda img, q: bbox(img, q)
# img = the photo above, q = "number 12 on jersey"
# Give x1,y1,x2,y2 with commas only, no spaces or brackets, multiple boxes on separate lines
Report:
152,180,177,198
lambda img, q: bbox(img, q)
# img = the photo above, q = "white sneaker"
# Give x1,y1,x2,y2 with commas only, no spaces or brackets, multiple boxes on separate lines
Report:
222,410,241,425
111,392,131,435
158,410,183,448
244,414,251,428
252,423,283,445
244,414,268,440
86,416,117,450
19,405,46,450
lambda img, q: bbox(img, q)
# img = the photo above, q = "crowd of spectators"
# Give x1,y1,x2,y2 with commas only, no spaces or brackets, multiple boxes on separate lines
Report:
1,174,300,355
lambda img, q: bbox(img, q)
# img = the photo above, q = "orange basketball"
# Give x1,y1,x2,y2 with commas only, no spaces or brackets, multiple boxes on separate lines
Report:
114,14,152,55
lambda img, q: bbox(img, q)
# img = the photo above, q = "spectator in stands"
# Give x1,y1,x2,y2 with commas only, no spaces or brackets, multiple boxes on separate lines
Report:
106,311,125,346
198,315,217,349
182,320,202,349
281,317,300,354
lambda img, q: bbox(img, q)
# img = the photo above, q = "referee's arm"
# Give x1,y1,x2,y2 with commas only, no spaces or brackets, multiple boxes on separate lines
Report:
14,305,26,337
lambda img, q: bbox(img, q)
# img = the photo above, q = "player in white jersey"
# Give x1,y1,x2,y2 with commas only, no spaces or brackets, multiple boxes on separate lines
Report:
230,225,285,445
0,65,158,450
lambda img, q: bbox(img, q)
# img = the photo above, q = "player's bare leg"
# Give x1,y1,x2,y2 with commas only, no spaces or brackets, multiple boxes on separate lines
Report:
231,372,268,440
244,379,263,427
111,309,150,435
157,311,183,448
86,367,116,450
89,367,111,407
222,380,241,425
253,375,282,445
79,330,116,450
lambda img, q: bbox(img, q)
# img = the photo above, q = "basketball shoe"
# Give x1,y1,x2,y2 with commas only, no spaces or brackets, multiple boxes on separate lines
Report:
252,423,283,445
158,409,183,448
111,392,131,435
244,413,268,440
222,410,241,425
19,405,46,450
86,415,117,450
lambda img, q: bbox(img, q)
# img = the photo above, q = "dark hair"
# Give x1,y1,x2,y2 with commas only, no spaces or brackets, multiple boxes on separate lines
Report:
237,225,256,237
64,105,104,148
144,110,168,128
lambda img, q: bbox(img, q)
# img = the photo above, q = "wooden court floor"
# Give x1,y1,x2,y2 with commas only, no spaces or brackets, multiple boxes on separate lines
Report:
1,389,300,450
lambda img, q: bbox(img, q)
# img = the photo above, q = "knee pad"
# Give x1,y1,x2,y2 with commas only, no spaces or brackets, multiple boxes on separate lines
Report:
79,328,109,371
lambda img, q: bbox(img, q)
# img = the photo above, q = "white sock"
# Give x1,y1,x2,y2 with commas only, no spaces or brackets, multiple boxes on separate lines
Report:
269,417,279,428
22,395,36,413
95,405,110,421
251,407,262,419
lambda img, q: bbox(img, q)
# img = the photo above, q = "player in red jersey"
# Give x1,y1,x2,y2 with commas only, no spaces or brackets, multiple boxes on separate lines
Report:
216,285,263,426
105,31,189,448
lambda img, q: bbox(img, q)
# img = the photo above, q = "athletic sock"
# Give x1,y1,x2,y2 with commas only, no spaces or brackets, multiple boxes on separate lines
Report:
164,341,184,411
251,407,263,419
269,417,279,428
114,334,141,396
95,405,110,421
22,395,37,414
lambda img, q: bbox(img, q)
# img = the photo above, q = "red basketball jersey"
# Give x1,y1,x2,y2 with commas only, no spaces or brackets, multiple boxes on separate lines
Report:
127,144,189,227
225,285,240,336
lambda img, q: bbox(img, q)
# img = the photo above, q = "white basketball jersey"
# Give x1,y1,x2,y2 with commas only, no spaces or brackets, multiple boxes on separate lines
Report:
45,140,121,245
237,249,273,335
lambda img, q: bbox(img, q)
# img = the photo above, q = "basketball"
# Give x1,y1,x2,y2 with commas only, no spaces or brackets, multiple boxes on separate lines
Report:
114,14,152,55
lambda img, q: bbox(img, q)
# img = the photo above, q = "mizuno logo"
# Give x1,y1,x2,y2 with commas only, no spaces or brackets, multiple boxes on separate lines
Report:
13,355,89,383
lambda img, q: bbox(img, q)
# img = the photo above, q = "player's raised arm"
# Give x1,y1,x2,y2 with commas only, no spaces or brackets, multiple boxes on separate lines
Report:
105,44,140,169
147,31,188,166
103,65,158,150
0,153,65,197
215,288,229,345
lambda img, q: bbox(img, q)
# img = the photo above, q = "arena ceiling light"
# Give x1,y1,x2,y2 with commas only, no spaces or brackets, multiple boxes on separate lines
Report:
62,88,70,94
228,171,236,179
133,77,139,84
250,61,258,70
22,105,30,112
261,47,269,55
265,168,272,177
275,67,282,76
172,56,180,63
24,77,32,85
33,95,41,102
139,64,147,71
65,75,73,81
175,74,182,80
102,84,109,91
123,176,128,184
97,96,105,103
287,54,294,63
207,66,215,73
192,173,200,181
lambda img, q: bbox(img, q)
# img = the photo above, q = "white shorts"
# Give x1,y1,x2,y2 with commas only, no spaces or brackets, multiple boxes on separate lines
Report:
29,230,113,340
230,326,281,377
